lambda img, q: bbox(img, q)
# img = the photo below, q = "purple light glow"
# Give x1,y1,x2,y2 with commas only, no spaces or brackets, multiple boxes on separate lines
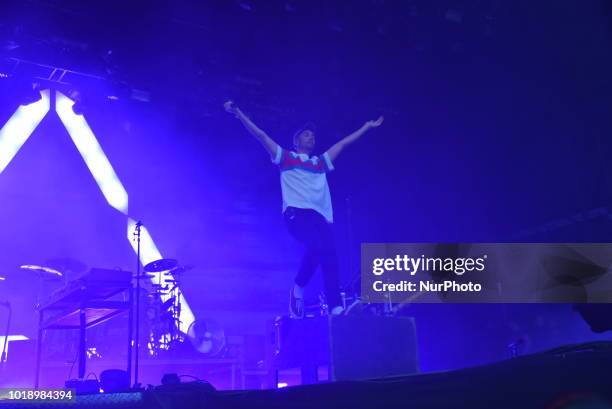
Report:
0,90,195,338
55,91,195,333
55,92,195,333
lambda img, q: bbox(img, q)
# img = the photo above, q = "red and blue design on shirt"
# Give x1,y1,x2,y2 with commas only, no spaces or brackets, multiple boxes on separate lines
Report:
274,148,334,173
271,145,335,223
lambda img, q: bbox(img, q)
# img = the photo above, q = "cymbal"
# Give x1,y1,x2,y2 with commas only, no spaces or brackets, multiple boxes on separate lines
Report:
144,259,178,273
19,265,63,279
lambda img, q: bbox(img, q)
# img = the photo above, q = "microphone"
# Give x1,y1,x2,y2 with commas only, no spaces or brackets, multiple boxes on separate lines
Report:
133,221,143,239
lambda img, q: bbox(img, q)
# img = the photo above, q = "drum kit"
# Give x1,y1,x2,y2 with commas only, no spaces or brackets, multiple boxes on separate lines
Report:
139,258,226,359
140,258,193,357
1,222,225,388
1,256,215,360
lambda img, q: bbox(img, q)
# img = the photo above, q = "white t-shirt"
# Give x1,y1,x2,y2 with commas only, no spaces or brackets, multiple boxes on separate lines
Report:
272,145,334,223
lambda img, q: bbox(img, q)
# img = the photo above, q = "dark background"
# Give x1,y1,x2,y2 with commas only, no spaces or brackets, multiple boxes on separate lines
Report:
0,0,611,372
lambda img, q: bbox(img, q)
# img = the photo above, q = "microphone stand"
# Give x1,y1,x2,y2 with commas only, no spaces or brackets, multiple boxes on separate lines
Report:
1,302,11,369
345,196,361,300
133,221,142,388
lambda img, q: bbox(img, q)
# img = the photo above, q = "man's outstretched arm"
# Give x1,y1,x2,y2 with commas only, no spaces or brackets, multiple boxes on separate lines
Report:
325,116,384,162
224,100,279,158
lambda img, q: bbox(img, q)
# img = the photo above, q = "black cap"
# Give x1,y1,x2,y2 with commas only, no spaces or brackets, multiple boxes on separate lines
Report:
293,121,317,141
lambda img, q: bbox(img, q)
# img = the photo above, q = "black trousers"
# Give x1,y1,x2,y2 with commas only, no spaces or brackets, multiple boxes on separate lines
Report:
284,206,341,308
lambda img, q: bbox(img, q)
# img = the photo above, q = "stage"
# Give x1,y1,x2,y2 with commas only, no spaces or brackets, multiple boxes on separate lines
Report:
2,342,612,409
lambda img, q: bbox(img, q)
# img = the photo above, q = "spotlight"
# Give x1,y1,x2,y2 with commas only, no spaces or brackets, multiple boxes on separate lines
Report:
68,90,88,115
72,100,88,115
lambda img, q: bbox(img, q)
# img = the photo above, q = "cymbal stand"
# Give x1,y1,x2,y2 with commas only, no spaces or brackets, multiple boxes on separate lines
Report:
133,221,143,387
175,285,182,342
151,271,167,355
165,277,182,347
1,302,11,369
172,276,183,344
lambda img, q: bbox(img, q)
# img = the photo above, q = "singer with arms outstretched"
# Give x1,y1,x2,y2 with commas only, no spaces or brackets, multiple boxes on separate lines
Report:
224,100,383,318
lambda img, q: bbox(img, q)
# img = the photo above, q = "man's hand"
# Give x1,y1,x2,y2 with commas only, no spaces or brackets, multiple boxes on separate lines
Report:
325,116,384,163
365,116,384,129
225,100,279,158
224,100,239,115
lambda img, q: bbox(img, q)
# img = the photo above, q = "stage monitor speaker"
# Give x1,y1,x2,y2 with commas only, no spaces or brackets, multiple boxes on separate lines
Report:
329,314,418,381
270,314,418,382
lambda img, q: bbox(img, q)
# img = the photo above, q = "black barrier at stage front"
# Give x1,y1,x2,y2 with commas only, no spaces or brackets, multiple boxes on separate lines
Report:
2,343,612,409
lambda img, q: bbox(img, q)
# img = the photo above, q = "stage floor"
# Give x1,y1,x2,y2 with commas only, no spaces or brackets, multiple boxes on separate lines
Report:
2,342,612,409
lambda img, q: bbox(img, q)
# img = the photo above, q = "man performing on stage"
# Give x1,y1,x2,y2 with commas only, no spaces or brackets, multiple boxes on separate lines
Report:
224,100,383,318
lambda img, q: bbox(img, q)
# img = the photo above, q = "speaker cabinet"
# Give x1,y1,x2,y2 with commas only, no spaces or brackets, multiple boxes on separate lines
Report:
269,314,418,383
